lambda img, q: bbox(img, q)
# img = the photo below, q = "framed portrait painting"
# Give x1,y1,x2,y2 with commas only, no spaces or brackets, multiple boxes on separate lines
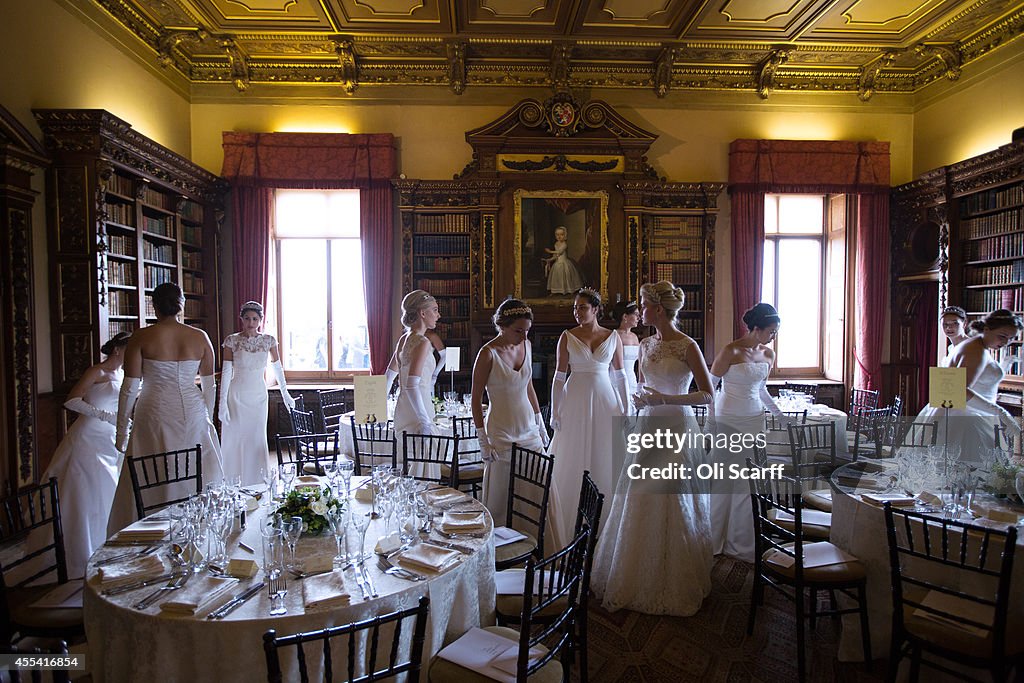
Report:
513,189,609,304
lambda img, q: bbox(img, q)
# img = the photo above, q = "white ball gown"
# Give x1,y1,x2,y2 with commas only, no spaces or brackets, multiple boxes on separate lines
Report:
548,331,623,549
481,343,546,521
710,361,770,563
221,333,276,485
394,333,439,479
34,373,123,578
107,359,224,534
591,336,712,615
545,242,585,295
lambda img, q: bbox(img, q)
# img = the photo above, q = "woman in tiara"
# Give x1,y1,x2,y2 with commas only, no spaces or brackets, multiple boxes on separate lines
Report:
610,299,641,415
548,287,628,548
470,299,549,519
912,305,972,427
592,281,715,615
219,301,296,486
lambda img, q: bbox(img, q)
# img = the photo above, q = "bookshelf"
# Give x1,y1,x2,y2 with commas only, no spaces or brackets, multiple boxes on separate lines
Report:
35,109,225,424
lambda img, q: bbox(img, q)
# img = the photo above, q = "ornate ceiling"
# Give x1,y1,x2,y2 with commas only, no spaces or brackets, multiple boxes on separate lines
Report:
76,0,1024,99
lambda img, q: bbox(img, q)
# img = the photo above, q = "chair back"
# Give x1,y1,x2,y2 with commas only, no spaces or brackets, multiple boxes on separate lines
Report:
573,471,604,541
263,596,429,683
891,394,904,417
350,417,397,475
691,405,707,429
786,421,836,484
849,406,891,461
849,388,880,417
994,423,1016,452
506,445,555,556
748,461,806,574
275,432,340,474
877,418,938,457
784,382,819,402
4,641,72,683
765,410,808,433
126,445,203,519
290,408,317,436
315,388,353,432
275,395,306,436
450,417,482,466
401,433,457,484
0,479,68,590
883,504,1017,663
516,524,592,680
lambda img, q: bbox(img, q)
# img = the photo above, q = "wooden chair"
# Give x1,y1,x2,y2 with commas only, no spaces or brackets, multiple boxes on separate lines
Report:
748,464,871,682
314,388,352,432
891,394,904,418
431,525,591,683
849,388,880,417
786,422,837,487
126,445,203,520
0,479,82,648
692,405,707,429
349,417,396,475
496,444,555,571
275,394,305,437
785,382,820,402
400,432,459,487
449,417,483,498
994,423,1016,452
275,432,339,475
883,504,1022,682
765,410,809,433
875,418,938,458
849,406,891,461
263,596,429,683
289,408,316,437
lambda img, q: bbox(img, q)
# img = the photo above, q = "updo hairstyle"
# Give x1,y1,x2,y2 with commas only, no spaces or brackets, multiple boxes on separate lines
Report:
493,299,533,332
574,287,603,313
941,305,967,321
151,282,184,317
100,331,131,356
639,281,685,321
970,308,1024,334
240,301,264,318
611,300,638,326
743,302,782,331
401,290,436,328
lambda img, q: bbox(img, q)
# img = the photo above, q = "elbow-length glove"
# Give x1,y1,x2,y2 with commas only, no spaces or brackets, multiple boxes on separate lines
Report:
968,395,1022,436
550,371,568,432
271,360,296,411
402,375,436,433
760,383,791,429
218,361,233,426
635,386,713,408
384,368,398,396
610,368,629,415
115,377,142,452
65,397,116,426
477,427,498,463
431,349,447,389
534,412,551,449
706,374,723,422
200,376,216,420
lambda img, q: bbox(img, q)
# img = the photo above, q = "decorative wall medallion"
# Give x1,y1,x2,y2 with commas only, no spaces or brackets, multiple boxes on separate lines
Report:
542,94,583,137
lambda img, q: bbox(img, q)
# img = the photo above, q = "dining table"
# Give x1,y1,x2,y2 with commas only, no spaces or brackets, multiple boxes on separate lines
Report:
764,403,850,460
83,478,496,682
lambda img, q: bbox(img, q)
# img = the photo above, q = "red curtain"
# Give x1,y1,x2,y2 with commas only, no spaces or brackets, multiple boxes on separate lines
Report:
221,132,396,373
914,282,939,412
855,193,891,392
729,189,765,339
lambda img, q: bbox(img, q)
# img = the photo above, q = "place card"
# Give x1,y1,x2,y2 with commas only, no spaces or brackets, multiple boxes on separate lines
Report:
354,375,387,425
225,558,258,579
493,526,528,548
929,366,967,409
861,492,916,507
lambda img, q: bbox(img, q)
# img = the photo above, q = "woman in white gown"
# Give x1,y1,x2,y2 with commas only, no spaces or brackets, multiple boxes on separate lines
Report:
708,303,787,563
548,288,628,548
933,309,1022,460
913,306,971,426
610,300,640,414
592,281,715,615
108,283,224,533
543,226,585,295
388,290,442,479
31,332,130,578
471,299,550,519
219,301,296,486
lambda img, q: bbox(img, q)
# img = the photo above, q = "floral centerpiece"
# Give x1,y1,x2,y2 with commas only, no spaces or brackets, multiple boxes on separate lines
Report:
275,485,344,535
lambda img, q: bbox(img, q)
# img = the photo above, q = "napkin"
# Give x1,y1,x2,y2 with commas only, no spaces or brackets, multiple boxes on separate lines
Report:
355,483,374,503
986,507,1021,524
113,519,170,542
493,526,528,548
398,543,462,573
422,489,468,507
97,554,167,589
296,475,320,485
302,571,350,609
861,492,916,507
917,490,944,507
160,575,237,615
440,510,486,533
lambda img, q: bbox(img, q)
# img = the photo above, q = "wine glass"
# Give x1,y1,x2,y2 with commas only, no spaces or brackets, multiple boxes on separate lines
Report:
338,459,354,500
344,510,370,564
284,516,303,570
326,507,347,568
281,463,296,494
261,466,278,507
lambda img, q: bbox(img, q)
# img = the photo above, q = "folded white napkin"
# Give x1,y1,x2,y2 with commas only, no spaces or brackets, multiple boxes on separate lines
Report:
493,526,528,548
440,511,486,533
302,571,350,609
398,543,462,573
159,575,237,615
861,492,916,507
422,489,468,507
97,554,167,589
114,519,170,542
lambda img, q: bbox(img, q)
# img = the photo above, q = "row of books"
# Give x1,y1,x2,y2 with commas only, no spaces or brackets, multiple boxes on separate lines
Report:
415,214,469,233
108,320,136,337
413,235,469,255
960,185,1023,216
649,237,703,261
105,202,134,226
964,232,1024,261
964,261,1024,286
436,320,471,340
960,208,1020,239
415,278,469,296
184,299,203,318
414,256,469,273
107,260,136,287
180,200,204,223
108,234,136,258
144,265,175,289
438,298,470,318
675,318,703,338
107,290,136,316
106,173,133,197
182,272,205,295
142,215,174,239
140,184,173,210
679,289,703,311
182,224,203,246
651,215,702,234
654,263,703,285
142,241,176,264
181,250,203,270
961,288,1022,313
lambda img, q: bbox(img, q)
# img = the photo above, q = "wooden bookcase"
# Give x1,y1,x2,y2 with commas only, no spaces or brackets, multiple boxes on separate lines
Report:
645,213,712,347
35,109,225,427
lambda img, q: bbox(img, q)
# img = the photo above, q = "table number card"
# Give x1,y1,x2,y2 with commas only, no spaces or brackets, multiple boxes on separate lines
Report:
354,375,387,424
444,346,461,372
928,366,967,409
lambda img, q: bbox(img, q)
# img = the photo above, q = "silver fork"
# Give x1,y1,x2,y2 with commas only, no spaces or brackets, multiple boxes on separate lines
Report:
133,572,189,609
268,572,288,615
376,556,424,581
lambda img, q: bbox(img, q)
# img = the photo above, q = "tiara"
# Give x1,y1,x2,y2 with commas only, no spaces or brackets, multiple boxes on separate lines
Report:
500,306,531,317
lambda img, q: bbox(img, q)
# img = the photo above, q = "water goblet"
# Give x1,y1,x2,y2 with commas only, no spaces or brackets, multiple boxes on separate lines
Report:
344,510,370,564
338,459,354,499
281,463,296,494
322,461,339,484
326,507,348,569
284,516,303,570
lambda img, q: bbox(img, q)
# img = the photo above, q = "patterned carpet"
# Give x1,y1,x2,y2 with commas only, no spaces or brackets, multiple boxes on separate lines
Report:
581,556,883,683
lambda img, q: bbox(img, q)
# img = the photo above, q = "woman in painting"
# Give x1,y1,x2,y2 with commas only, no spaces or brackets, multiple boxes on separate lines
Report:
543,226,585,295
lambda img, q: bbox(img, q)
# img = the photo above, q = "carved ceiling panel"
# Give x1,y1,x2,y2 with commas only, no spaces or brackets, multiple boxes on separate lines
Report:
74,0,1024,98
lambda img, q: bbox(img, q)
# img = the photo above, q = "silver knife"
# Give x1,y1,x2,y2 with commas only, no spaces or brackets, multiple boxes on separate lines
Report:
208,582,265,619
360,563,378,598
352,564,370,600
133,572,190,609
103,572,178,596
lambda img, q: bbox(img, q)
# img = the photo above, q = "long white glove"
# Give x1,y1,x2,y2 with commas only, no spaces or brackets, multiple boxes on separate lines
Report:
116,377,142,452
218,360,233,426
968,395,1022,436
760,383,792,428
709,374,722,392
477,427,498,463
635,386,713,408
402,375,436,433
271,360,296,410
431,348,447,387
610,368,629,415
707,374,723,422
65,396,116,426
200,376,216,420
550,371,567,432
534,412,551,449
384,368,398,395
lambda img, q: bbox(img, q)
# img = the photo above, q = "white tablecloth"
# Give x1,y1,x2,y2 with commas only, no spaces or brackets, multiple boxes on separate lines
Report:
84,487,495,682
765,404,849,459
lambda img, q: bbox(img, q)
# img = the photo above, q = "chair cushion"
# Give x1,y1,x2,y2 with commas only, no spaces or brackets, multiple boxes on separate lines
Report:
495,592,567,623
767,509,832,540
762,542,866,583
495,533,538,567
899,585,1024,659
801,489,834,513
7,584,84,632
440,462,484,482
429,626,562,683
